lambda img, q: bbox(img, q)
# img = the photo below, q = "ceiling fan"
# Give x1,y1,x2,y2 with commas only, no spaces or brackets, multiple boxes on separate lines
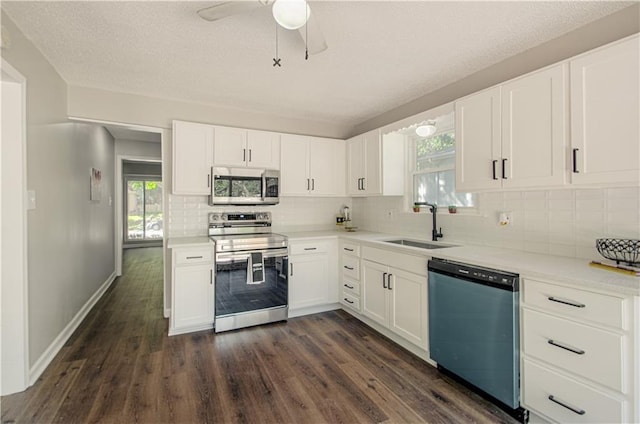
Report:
197,0,328,56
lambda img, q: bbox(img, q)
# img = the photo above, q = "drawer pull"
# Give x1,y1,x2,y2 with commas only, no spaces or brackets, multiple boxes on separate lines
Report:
548,339,585,355
303,247,317,251
344,266,354,270
344,248,354,252
548,296,585,308
548,395,586,415
186,256,204,259
344,284,354,289
344,298,354,304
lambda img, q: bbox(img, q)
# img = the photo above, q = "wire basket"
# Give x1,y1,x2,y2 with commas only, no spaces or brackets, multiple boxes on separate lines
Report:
596,238,640,266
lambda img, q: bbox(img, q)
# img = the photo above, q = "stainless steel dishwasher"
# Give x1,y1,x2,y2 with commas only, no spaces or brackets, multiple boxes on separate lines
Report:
428,258,527,421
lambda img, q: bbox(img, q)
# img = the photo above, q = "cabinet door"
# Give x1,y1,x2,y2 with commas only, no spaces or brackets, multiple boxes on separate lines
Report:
213,126,247,167
363,129,382,195
247,130,280,169
455,87,502,191
388,268,428,349
280,134,310,195
347,136,365,195
289,253,329,310
172,121,213,195
570,35,639,185
501,64,567,188
173,265,214,329
361,260,389,326
309,138,341,195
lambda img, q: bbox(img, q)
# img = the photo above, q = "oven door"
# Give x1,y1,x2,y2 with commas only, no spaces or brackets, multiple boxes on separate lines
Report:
215,248,288,318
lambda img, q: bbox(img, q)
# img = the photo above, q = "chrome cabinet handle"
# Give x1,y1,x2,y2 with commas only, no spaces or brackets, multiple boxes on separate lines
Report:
344,284,354,289
186,256,203,259
548,339,585,355
344,298,354,304
548,296,585,308
387,274,392,290
383,272,388,289
548,395,585,415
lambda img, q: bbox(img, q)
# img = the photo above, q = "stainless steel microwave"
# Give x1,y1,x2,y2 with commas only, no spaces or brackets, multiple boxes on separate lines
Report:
209,167,280,206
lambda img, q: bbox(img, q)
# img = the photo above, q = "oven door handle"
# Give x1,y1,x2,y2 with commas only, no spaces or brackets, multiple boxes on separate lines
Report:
216,248,288,263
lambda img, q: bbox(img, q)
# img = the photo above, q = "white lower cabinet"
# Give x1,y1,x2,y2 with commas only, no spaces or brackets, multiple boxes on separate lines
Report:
521,278,637,423
361,259,428,349
170,246,215,335
288,239,338,314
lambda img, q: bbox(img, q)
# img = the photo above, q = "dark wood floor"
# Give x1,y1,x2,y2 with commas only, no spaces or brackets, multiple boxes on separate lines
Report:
2,247,517,424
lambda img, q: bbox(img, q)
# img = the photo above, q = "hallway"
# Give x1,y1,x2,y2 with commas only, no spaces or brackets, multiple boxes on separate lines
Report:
1,247,516,423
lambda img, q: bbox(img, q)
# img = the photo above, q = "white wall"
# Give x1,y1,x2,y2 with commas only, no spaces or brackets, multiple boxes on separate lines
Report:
1,11,116,372
115,138,161,159
353,187,640,262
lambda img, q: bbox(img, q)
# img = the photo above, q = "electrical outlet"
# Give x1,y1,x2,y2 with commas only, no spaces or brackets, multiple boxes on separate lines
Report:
499,212,512,226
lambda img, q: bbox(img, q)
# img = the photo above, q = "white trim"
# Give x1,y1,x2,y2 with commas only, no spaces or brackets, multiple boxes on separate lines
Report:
288,303,340,318
1,59,29,395
29,271,117,385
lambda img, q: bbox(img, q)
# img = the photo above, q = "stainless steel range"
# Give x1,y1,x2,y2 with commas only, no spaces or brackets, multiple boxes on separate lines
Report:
209,212,288,333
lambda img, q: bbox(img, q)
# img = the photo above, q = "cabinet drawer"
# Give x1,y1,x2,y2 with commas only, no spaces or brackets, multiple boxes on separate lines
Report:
341,242,360,257
342,279,361,296
290,240,329,255
342,255,359,280
523,359,624,424
522,308,624,392
523,278,626,329
341,292,361,312
174,248,213,265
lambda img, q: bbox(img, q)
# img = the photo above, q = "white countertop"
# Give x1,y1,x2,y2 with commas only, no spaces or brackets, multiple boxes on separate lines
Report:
167,236,212,249
287,230,640,296
169,231,639,296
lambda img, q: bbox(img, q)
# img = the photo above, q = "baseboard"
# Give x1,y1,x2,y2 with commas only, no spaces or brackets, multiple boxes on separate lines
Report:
288,302,340,318
164,307,171,319
29,271,117,385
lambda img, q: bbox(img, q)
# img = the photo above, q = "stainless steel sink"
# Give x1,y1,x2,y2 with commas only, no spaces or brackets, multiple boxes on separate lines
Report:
384,239,455,249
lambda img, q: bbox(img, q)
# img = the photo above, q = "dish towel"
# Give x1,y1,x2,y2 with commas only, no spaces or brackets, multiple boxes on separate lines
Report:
249,252,265,284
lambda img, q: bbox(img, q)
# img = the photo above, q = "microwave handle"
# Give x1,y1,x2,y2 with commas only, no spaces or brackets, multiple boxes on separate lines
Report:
261,171,266,201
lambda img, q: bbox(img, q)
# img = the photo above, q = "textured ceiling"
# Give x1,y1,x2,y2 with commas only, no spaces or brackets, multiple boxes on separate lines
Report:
2,1,634,130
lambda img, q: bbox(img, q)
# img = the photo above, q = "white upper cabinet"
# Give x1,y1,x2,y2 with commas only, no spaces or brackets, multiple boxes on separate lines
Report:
280,134,345,196
456,64,567,191
501,64,567,188
172,120,214,195
347,129,403,196
213,127,280,169
455,87,502,192
569,35,639,185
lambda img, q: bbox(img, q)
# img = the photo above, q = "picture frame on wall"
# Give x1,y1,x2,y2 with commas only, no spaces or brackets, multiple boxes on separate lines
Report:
90,167,102,202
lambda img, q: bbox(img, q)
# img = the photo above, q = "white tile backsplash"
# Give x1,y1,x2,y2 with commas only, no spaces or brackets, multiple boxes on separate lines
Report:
168,194,352,237
353,186,640,262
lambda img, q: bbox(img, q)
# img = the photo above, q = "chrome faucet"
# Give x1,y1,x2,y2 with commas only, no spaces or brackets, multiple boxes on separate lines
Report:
415,202,443,241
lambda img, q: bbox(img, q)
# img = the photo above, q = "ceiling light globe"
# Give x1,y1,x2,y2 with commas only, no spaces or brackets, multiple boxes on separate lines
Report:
416,123,437,137
272,0,311,30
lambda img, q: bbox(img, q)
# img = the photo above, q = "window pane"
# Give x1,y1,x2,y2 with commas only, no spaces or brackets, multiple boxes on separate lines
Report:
127,181,144,240
414,170,475,208
416,132,455,171
144,181,163,239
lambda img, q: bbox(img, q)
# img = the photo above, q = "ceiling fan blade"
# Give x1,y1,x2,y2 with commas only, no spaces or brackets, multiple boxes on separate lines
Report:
298,12,327,55
197,1,265,22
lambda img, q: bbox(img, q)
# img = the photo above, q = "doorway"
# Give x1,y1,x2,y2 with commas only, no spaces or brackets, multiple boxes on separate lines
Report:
123,161,163,248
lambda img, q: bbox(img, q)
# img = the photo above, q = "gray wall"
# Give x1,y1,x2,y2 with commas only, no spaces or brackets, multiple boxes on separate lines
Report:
1,11,116,367
114,138,162,160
